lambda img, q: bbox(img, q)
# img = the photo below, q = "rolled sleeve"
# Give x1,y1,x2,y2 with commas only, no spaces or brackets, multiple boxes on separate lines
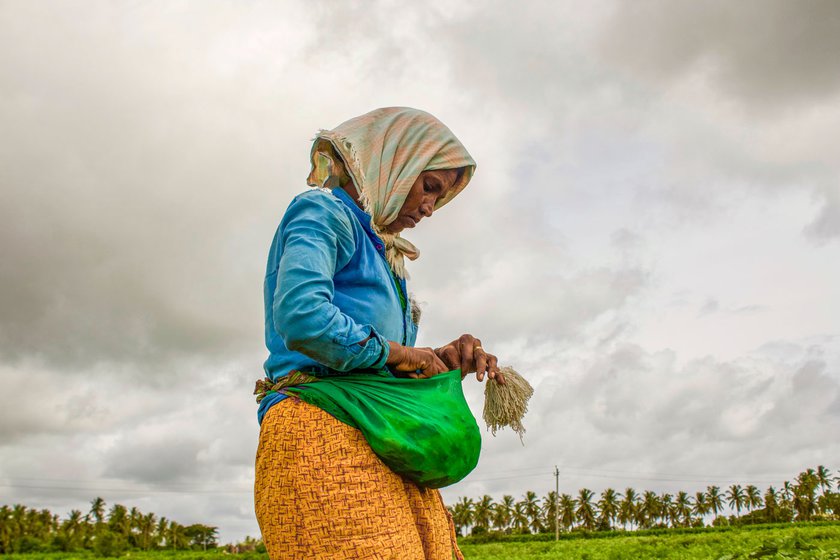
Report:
272,193,390,372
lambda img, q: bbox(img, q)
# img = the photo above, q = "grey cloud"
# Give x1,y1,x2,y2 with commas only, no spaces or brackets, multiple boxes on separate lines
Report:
611,228,643,253
697,299,767,318
598,1,840,110
416,255,648,349
698,298,720,317
804,183,840,243
0,365,111,445
446,336,840,507
414,1,840,241
732,305,766,315
1,364,259,541
104,437,206,484
0,2,298,371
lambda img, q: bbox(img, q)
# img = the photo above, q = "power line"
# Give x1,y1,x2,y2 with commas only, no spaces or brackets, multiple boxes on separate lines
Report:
0,464,812,496
465,464,796,485
0,484,252,495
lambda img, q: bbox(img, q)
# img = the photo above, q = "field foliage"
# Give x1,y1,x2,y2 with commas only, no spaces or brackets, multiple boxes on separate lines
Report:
4,523,839,559
460,523,840,559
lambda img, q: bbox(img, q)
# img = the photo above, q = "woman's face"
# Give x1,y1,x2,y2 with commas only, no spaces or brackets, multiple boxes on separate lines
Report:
383,168,460,234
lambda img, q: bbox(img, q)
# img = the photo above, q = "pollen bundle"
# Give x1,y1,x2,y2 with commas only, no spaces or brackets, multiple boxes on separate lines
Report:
483,366,534,444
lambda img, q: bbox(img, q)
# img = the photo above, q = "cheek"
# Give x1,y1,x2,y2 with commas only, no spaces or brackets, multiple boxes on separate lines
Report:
401,196,421,215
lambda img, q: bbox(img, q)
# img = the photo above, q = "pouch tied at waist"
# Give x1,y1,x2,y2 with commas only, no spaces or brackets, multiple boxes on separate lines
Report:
254,368,481,489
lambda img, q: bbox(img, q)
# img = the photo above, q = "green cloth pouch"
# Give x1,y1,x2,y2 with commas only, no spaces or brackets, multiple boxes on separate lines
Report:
283,369,481,489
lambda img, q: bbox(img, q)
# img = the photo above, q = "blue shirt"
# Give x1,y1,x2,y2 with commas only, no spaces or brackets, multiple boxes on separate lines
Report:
258,187,418,423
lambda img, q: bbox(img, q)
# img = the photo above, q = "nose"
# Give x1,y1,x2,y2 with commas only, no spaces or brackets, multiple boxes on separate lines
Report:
419,199,434,218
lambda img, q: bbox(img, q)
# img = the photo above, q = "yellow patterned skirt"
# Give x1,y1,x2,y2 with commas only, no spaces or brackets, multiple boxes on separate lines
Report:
254,396,463,560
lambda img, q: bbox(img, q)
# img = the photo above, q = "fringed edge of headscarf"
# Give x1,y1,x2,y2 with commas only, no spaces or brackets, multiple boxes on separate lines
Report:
308,129,414,279
311,129,372,213
408,293,422,325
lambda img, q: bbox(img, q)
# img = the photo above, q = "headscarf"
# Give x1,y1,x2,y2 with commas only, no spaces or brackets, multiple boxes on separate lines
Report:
307,107,476,278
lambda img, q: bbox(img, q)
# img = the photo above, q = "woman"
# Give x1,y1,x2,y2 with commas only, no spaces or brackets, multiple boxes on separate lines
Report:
255,107,503,559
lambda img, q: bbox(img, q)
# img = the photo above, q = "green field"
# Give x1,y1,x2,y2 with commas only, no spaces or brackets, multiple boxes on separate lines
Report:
4,524,839,560
459,524,840,559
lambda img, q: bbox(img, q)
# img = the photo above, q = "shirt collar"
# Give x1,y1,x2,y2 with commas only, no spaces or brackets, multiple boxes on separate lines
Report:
331,187,383,242
331,187,405,289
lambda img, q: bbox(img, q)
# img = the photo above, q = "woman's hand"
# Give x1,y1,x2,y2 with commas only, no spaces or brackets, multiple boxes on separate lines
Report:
434,334,505,384
387,341,449,379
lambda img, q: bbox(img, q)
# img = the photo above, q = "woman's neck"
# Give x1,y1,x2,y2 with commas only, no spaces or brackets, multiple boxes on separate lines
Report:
339,183,365,210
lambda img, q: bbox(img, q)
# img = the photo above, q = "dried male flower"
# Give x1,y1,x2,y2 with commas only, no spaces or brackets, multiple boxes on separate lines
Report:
483,366,534,443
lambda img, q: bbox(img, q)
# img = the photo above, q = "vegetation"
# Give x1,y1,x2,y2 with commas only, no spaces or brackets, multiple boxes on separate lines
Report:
0,498,219,555
458,523,840,559
3,466,837,558
447,466,840,537
3,524,840,559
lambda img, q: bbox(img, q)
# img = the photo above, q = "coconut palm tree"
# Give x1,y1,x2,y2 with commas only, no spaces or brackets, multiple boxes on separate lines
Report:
816,465,833,498
692,491,708,524
472,495,493,531
167,521,189,550
155,516,168,548
0,505,13,554
522,491,542,534
575,488,597,531
140,513,157,550
618,488,638,530
542,491,559,534
450,497,473,536
793,470,819,521
511,501,529,533
660,494,674,527
639,491,660,529
492,496,514,531
597,488,620,530
706,486,723,521
10,504,26,543
107,504,130,538
764,487,780,522
745,485,762,514
674,492,692,527
559,493,576,532
88,498,105,526
61,509,85,550
781,480,794,508
726,485,745,518
128,507,141,545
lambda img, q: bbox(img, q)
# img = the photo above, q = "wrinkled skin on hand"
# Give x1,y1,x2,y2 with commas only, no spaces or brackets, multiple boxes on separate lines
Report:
434,334,505,384
386,342,449,378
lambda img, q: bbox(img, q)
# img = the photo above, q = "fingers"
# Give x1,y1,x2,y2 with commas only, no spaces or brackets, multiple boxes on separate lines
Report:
432,352,448,374
432,335,505,384
436,345,460,370
474,346,488,382
458,335,476,375
487,354,504,385
412,347,450,379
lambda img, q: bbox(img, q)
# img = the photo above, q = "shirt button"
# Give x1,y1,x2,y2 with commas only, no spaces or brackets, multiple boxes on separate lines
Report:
375,244,383,250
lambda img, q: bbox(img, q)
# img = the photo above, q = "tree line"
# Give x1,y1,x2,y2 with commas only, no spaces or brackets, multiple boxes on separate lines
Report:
447,466,840,536
0,497,218,555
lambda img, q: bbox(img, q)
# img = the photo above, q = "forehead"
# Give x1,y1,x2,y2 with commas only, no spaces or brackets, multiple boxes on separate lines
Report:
421,168,459,184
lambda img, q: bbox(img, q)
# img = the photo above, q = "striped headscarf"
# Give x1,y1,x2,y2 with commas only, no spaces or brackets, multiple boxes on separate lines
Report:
307,107,476,278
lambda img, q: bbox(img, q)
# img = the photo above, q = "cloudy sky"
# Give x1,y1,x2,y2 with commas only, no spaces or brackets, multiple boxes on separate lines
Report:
1,0,839,543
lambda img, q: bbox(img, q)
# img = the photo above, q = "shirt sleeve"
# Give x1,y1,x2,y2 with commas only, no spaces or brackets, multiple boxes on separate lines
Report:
271,192,389,372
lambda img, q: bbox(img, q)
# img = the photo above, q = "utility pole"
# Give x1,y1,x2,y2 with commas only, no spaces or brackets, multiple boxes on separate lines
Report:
554,465,559,541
